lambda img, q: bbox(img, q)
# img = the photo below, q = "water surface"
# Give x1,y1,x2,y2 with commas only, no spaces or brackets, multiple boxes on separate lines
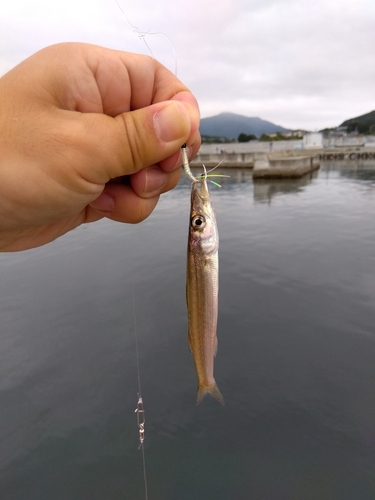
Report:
1,162,375,499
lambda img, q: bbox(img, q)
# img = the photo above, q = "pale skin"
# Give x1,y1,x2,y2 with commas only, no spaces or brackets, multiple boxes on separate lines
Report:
0,42,201,252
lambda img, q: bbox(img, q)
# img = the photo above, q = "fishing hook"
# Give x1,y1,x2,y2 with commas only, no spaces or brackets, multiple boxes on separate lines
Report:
181,144,200,182
181,145,230,187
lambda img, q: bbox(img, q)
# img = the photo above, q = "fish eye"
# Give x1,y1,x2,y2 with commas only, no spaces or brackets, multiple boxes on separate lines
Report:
191,215,206,230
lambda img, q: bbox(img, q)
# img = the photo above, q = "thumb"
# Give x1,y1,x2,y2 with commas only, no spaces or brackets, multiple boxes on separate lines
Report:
82,99,193,184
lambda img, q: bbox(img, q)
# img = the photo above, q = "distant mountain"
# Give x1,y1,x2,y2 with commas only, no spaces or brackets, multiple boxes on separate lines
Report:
199,112,290,139
340,110,375,134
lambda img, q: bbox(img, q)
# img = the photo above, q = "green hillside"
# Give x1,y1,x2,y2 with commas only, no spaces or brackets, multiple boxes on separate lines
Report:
341,110,375,134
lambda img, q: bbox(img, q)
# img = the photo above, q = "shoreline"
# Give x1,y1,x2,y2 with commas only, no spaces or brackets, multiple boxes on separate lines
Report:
190,146,375,169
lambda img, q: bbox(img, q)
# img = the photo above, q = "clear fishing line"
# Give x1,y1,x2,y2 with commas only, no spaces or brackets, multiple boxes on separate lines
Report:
114,0,178,77
131,278,148,500
113,2,179,498
122,223,148,500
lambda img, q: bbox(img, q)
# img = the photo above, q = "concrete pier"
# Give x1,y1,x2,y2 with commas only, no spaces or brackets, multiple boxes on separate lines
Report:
191,151,320,178
190,152,255,167
190,144,375,178
253,153,320,179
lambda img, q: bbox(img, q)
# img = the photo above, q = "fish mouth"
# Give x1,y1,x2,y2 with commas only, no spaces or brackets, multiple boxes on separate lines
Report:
192,178,210,201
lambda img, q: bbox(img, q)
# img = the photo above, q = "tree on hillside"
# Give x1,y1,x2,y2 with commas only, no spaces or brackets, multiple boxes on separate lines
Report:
238,133,258,142
345,122,375,134
260,132,303,141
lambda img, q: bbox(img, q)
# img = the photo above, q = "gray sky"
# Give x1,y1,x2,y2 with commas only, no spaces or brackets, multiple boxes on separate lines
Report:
2,0,375,130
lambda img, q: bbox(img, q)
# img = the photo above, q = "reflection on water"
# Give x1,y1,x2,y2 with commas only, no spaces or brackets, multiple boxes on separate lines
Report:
253,169,319,203
1,162,375,499
322,160,375,183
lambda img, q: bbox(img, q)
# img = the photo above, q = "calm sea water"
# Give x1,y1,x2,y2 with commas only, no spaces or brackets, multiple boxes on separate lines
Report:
1,162,375,500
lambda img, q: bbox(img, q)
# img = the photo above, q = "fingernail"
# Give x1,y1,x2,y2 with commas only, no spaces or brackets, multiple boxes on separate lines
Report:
154,102,189,143
90,193,115,212
144,166,167,193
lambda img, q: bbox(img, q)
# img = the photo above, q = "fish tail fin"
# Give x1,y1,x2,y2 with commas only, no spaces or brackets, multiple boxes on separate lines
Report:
196,383,224,405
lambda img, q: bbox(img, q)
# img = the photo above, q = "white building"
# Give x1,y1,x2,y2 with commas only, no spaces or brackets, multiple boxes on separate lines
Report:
303,132,323,149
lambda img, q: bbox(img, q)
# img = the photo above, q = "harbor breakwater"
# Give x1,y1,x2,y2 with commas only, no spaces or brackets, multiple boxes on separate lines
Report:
191,151,320,178
191,146,375,178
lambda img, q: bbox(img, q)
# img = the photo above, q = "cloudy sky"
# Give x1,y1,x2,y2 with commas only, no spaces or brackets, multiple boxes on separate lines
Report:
1,0,375,130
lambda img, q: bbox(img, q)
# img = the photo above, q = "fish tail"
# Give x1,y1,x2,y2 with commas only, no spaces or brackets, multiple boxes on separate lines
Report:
196,383,224,405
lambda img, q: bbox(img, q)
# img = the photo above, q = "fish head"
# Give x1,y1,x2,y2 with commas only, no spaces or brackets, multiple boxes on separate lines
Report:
189,179,218,255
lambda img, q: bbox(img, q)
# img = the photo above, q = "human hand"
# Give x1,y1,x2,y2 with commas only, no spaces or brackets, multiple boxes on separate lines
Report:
0,43,200,251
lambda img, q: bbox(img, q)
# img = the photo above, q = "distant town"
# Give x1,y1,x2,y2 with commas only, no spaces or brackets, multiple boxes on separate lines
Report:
193,109,375,179
203,127,373,144
199,109,375,147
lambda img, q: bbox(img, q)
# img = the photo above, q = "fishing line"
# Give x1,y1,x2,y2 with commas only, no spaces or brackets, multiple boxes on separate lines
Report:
197,173,231,188
132,279,148,500
114,0,178,76
113,3,178,498
182,145,230,187
127,227,148,500
199,159,231,186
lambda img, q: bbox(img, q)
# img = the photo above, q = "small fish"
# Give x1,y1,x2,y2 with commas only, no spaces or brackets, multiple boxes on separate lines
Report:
183,146,224,405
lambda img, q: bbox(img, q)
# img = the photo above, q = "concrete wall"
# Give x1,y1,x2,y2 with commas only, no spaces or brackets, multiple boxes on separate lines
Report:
198,136,375,155
198,141,303,154
191,150,318,167
303,132,323,148
253,155,320,179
